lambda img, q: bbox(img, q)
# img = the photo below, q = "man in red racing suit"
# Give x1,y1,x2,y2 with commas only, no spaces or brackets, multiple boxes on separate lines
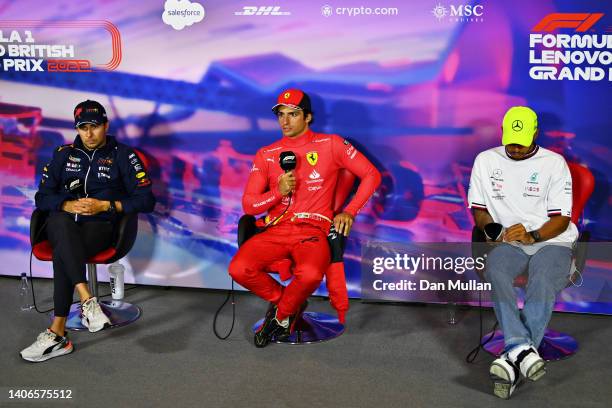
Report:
229,89,381,347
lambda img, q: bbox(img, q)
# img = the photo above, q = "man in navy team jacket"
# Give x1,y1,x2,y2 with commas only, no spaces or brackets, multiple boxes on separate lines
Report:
20,100,155,363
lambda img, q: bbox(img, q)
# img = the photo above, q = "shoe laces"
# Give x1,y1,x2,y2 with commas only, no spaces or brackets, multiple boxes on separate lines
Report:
276,317,289,328
81,298,96,315
35,330,56,346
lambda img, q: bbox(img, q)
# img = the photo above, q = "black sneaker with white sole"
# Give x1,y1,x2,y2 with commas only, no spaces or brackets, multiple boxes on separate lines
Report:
254,305,286,348
275,300,309,341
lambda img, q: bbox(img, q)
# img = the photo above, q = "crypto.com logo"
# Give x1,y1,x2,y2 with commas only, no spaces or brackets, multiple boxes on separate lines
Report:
320,4,399,17
234,6,291,16
322,5,333,17
532,13,604,32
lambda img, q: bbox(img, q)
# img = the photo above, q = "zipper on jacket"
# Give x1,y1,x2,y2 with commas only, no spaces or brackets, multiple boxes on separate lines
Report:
74,147,97,221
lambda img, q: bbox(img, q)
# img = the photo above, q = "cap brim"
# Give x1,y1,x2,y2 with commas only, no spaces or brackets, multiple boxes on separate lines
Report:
75,119,104,128
272,103,303,112
502,132,534,147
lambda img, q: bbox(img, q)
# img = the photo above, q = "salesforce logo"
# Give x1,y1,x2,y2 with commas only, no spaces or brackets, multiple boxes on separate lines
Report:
162,0,205,30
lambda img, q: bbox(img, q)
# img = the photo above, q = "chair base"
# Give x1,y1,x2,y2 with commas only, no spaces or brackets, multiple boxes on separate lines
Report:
482,328,578,361
252,311,344,344
51,300,141,331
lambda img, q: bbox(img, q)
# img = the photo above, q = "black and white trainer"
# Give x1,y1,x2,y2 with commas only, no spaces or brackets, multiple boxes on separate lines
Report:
276,300,308,341
81,297,111,332
254,305,286,348
489,355,521,399
20,329,73,363
507,344,546,381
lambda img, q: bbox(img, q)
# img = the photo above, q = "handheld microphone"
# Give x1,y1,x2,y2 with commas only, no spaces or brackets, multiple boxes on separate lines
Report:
279,151,296,198
279,151,296,172
65,177,85,199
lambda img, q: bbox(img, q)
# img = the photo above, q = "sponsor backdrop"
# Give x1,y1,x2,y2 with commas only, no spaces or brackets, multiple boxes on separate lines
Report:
0,0,610,314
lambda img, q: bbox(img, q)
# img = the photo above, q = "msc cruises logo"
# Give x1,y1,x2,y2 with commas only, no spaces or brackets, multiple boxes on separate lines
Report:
431,3,484,22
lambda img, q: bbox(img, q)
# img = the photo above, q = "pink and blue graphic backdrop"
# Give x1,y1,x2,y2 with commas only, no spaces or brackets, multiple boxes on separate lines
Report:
0,0,610,314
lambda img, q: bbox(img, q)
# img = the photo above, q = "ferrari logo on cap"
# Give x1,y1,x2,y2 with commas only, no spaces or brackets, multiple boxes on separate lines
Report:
306,151,318,166
512,120,523,131
284,92,291,99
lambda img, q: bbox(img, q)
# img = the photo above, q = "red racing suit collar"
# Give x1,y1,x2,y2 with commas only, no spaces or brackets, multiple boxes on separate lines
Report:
280,129,315,147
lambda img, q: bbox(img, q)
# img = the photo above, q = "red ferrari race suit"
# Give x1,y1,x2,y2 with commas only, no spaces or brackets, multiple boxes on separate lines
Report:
229,129,381,321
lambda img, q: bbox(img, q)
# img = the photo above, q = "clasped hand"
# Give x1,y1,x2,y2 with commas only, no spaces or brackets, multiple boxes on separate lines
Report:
62,198,108,216
502,223,535,244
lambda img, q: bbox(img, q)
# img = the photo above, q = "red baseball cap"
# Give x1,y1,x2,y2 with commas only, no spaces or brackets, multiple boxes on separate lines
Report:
272,89,312,112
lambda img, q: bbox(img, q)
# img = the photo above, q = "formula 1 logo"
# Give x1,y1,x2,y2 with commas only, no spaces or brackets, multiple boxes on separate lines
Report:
529,12,610,82
532,13,604,32
234,6,291,16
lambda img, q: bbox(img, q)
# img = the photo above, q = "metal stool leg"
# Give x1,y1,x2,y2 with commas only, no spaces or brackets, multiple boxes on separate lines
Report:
51,263,141,331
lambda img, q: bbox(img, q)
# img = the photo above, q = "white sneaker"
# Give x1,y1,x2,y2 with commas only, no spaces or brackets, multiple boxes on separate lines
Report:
507,344,546,381
81,297,111,332
489,355,521,399
20,329,73,363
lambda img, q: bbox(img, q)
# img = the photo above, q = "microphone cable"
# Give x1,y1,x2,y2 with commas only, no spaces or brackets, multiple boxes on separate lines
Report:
213,280,236,340
213,194,293,340
264,194,292,228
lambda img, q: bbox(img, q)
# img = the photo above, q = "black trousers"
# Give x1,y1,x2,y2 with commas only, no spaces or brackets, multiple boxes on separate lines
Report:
46,212,114,317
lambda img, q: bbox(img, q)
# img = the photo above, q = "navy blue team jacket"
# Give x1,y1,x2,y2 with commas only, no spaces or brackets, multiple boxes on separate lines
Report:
35,135,156,222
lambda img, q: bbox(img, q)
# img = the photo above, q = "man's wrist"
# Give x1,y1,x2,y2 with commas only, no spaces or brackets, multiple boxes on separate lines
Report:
278,186,290,197
529,230,541,243
61,200,71,212
106,200,116,213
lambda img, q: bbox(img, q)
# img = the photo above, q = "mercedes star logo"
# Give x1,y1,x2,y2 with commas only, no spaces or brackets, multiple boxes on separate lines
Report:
512,120,523,131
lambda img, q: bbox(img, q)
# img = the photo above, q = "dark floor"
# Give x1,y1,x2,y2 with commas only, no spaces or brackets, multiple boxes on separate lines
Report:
1,276,610,408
